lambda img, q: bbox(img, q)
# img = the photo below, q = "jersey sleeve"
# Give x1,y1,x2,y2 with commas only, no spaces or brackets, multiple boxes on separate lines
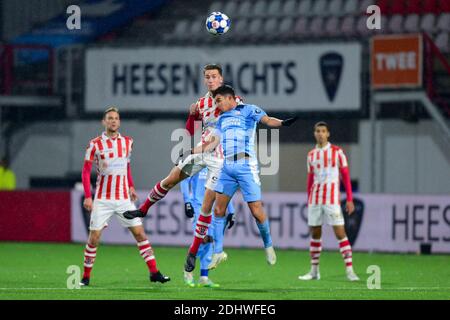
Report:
337,148,348,168
128,138,134,162
307,152,313,173
249,105,267,122
84,141,96,162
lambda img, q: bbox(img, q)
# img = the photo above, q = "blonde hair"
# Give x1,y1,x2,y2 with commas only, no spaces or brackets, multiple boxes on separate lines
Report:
103,106,119,119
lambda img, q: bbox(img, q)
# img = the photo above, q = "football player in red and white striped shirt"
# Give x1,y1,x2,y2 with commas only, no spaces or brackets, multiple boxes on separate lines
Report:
298,122,359,282
80,107,169,286
123,64,242,276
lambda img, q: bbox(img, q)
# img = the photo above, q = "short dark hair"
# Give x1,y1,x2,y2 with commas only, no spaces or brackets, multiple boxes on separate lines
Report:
203,64,223,76
212,85,235,98
104,106,119,119
314,121,329,131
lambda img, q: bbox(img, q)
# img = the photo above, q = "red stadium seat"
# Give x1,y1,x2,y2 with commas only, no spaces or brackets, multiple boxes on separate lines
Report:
405,0,421,14
438,0,450,13
422,0,438,14
391,0,406,15
377,0,389,15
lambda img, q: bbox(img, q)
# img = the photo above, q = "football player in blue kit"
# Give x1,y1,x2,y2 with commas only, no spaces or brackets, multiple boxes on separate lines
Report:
184,84,297,271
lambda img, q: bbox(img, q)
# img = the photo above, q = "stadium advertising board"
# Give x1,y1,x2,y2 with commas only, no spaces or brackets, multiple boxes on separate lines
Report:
71,190,450,253
85,44,361,112
371,34,423,89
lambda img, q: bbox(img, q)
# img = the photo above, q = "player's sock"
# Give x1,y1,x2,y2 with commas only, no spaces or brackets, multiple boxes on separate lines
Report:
200,269,209,277
137,239,158,273
338,237,354,272
310,238,322,274
256,219,273,248
189,211,212,255
83,243,97,279
139,181,169,213
213,215,226,253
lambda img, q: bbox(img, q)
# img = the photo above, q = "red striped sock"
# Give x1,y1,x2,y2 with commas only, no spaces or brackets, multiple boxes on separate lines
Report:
310,238,322,270
138,239,158,273
189,212,212,255
339,237,353,268
139,181,169,214
83,244,97,279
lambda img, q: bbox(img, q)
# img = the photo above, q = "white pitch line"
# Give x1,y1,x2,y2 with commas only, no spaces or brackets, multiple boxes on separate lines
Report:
0,287,449,291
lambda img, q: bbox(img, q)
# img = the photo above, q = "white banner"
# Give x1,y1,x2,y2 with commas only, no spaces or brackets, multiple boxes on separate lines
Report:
71,191,450,253
85,44,361,112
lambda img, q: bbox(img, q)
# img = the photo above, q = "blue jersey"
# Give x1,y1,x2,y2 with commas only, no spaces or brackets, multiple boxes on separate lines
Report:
215,104,267,159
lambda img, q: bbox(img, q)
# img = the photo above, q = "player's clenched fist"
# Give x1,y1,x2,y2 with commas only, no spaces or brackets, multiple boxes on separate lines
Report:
345,201,355,215
83,197,93,212
189,103,198,115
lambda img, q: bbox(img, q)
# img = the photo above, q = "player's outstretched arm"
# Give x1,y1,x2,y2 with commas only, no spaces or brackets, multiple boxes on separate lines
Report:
260,115,298,128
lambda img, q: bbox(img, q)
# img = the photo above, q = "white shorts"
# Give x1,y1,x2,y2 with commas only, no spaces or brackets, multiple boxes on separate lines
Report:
308,204,345,226
90,199,142,231
177,152,223,191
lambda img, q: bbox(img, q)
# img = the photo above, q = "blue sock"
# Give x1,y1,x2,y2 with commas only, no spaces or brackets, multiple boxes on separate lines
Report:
200,269,209,277
213,215,226,254
256,219,273,248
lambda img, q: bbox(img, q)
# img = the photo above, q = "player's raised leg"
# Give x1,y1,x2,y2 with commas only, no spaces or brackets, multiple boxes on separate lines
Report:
299,226,322,280
248,201,276,265
124,166,189,218
128,225,170,283
334,225,359,281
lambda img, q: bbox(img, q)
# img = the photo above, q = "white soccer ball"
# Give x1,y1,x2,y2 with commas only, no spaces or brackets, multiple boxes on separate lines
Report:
205,12,231,35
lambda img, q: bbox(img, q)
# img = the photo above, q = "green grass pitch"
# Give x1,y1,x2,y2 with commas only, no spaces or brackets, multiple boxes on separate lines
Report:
0,242,449,300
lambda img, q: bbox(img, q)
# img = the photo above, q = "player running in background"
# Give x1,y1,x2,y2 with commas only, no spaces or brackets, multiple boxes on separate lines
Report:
80,107,170,286
123,64,241,273
181,168,235,287
183,84,298,272
298,121,359,282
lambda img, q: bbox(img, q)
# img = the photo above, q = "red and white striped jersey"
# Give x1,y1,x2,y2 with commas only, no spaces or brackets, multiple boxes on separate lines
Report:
307,143,348,206
84,132,133,201
194,92,243,159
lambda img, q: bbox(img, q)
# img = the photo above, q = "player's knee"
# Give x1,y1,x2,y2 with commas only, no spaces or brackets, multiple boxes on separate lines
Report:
214,205,226,217
310,228,322,239
248,202,264,219
88,233,100,247
201,203,213,215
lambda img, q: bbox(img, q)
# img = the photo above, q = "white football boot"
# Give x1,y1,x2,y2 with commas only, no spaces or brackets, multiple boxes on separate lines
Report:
207,251,228,270
298,267,320,280
183,270,195,287
265,246,277,265
346,268,360,281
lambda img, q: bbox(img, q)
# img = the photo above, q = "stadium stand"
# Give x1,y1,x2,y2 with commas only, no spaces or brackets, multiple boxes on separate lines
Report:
76,0,448,53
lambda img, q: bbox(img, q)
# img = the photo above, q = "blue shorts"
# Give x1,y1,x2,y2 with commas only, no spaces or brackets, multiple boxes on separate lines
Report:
215,160,261,202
